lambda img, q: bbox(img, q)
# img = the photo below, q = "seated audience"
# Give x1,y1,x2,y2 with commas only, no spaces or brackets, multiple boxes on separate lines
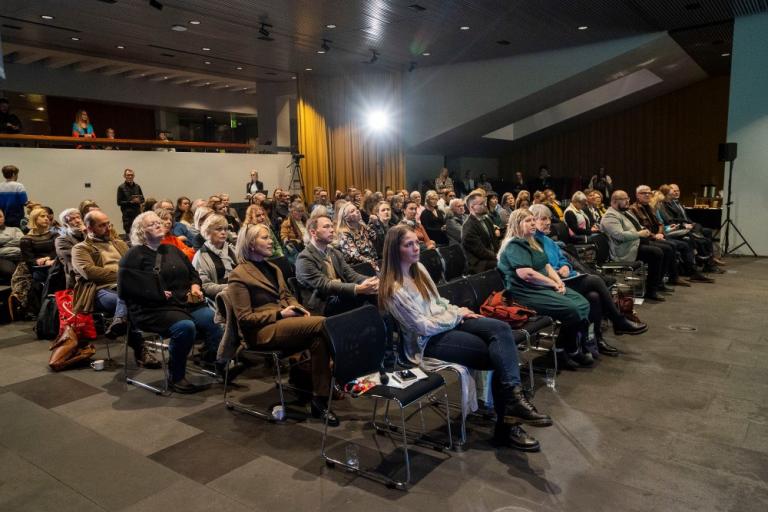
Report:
420,190,449,246
192,214,236,300
295,215,379,316
335,202,379,272
409,190,425,220
544,189,564,222
175,196,194,227
245,169,264,199
477,173,493,192
498,209,592,369
600,191,668,301
219,193,241,232
499,192,515,226
445,198,467,246
399,199,435,250
280,199,308,255
71,210,159,368
0,208,22,284
369,200,397,255
54,208,86,289
511,171,527,196
243,204,284,258
583,189,606,225
21,208,59,305
118,211,223,393
529,205,647,357
310,188,333,217
0,98,22,134
0,165,28,228
71,109,95,139
435,167,454,195
631,185,713,283
389,193,404,224
228,223,338,426
155,208,196,261
588,167,614,200
486,192,505,230
380,225,552,451
564,191,599,244
462,192,500,274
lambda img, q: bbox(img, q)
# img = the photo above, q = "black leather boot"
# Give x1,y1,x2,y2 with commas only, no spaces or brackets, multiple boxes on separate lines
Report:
556,351,579,371
310,397,340,427
492,423,541,452
613,316,648,336
503,385,553,427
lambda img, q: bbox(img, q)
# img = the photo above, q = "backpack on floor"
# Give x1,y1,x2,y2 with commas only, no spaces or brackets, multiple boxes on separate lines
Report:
34,294,59,340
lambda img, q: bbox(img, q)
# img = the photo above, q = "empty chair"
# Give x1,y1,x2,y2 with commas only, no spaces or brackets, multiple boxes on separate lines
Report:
438,244,466,282
467,269,505,308
321,304,452,490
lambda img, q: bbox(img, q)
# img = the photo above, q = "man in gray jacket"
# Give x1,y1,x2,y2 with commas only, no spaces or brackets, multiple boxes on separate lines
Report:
295,215,378,316
600,190,667,302
445,198,466,245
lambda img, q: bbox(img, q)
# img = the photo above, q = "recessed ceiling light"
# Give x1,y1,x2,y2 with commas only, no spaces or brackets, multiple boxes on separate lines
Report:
116,45,125,49
317,50,325,54
171,24,187,32
236,66,243,70
204,61,211,64
291,76,297,80
721,52,731,57
202,47,211,51
326,24,336,29
305,68,312,71
205,82,210,85
30,118,45,122
460,26,470,30
41,15,54,20
188,20,201,25
36,107,45,111
71,37,80,41
578,25,589,30
422,52,431,56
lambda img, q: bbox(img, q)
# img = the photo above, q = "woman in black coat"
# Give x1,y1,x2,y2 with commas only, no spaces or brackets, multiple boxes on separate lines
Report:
118,211,223,394
420,190,448,246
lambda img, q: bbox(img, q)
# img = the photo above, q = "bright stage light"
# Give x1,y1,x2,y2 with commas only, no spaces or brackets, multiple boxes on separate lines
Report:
366,110,390,132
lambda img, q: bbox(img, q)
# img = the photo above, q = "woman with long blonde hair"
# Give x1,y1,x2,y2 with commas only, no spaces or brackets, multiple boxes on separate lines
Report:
379,224,552,451
498,209,592,370
334,201,379,271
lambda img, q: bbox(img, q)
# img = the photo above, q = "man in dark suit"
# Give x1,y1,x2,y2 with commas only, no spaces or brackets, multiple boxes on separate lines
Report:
461,192,501,274
116,168,143,235
295,215,378,316
245,169,264,199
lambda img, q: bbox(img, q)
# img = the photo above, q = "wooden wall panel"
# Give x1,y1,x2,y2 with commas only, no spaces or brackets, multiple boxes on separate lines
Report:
500,76,730,204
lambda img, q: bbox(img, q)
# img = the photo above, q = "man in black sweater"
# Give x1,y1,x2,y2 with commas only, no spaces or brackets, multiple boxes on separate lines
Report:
116,168,144,235
461,192,501,274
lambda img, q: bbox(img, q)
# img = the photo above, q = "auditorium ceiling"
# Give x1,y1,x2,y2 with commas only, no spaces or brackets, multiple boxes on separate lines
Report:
0,0,765,86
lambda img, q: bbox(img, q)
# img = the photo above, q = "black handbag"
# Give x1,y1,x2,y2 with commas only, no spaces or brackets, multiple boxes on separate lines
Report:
34,294,60,340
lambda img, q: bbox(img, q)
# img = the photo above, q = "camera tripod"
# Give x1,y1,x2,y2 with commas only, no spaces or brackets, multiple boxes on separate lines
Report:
287,158,305,197
720,158,757,256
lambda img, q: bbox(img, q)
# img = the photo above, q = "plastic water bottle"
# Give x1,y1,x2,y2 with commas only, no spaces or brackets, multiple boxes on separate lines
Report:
271,405,286,421
345,444,359,470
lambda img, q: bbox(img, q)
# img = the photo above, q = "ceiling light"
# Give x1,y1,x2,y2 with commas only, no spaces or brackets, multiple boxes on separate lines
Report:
422,52,430,56
116,45,125,49
366,110,390,133
291,76,297,80
721,52,731,57
163,76,168,79
305,68,313,71
36,107,45,111
171,24,187,32
326,24,336,29
460,26,470,30
578,25,589,30
71,37,80,41
188,20,201,25
236,66,243,70
258,23,274,41
149,0,163,11
204,61,211,64
41,15,54,20
205,82,210,85
202,47,211,51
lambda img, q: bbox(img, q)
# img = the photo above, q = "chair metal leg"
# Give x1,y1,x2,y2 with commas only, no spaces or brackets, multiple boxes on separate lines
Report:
223,352,289,422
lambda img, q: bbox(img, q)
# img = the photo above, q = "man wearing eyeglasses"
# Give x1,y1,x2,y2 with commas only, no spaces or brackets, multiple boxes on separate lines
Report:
72,210,160,368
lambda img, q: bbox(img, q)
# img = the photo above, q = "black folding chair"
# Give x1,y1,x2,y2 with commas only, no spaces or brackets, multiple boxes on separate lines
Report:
268,255,295,280
436,278,477,311
438,244,467,282
321,305,452,490
466,269,505,308
351,261,377,277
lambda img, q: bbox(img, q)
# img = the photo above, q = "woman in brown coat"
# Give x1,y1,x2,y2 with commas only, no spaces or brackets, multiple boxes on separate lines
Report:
228,223,338,426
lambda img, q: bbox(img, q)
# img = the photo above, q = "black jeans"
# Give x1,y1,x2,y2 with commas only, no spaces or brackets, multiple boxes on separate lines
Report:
664,237,696,274
425,317,522,419
637,243,665,290
648,239,677,280
567,274,623,338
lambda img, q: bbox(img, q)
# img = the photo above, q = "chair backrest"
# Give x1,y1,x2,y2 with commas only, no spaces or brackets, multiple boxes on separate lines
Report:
437,278,478,312
351,261,376,277
438,244,466,282
324,304,386,384
468,269,505,306
419,248,444,284
550,222,569,243
269,255,295,280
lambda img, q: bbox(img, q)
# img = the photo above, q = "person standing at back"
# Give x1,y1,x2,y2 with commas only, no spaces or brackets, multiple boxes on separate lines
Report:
0,165,28,228
116,168,143,235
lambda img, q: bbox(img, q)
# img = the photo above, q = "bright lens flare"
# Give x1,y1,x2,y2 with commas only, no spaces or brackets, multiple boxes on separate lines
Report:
366,110,390,132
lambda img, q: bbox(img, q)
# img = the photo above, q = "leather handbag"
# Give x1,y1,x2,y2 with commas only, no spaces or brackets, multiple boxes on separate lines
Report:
480,291,537,328
48,325,96,371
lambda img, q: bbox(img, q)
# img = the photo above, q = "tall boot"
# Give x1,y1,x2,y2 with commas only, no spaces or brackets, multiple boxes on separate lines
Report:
502,385,553,427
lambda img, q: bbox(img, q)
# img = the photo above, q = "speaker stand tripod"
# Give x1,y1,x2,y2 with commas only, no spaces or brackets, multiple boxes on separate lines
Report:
720,159,757,256
287,159,305,197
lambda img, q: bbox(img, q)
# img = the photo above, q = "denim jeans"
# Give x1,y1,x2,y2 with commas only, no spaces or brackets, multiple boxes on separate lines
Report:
165,306,222,382
424,317,522,418
94,288,127,318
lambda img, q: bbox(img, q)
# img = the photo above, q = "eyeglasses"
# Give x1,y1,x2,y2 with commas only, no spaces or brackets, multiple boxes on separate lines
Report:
145,221,162,228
